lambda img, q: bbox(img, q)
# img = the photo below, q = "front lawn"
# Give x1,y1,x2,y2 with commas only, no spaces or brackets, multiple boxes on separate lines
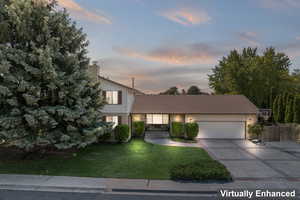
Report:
0,140,230,180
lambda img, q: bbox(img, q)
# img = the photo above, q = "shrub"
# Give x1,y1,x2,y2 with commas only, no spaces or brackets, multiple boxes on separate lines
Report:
93,122,113,142
248,123,264,139
185,123,199,140
115,124,130,143
132,121,145,137
98,130,112,142
170,122,185,138
170,160,231,181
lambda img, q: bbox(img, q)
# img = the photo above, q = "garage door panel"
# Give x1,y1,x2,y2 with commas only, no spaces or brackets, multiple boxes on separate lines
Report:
197,122,245,139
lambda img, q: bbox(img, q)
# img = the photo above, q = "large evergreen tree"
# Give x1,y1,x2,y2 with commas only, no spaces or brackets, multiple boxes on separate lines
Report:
0,0,106,151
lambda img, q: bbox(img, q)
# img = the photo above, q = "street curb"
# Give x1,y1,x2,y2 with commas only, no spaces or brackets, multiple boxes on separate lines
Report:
0,184,106,193
0,184,219,195
110,188,218,194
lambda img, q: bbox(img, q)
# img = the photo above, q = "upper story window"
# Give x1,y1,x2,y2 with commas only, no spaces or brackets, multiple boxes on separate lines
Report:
103,91,122,105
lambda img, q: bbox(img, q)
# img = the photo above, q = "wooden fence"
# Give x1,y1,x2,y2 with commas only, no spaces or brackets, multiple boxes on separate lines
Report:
262,124,300,142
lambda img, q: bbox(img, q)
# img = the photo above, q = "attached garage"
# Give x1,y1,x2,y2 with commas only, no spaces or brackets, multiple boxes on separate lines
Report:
196,121,245,139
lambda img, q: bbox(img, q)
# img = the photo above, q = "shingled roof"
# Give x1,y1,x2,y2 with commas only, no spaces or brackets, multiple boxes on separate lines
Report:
131,95,258,114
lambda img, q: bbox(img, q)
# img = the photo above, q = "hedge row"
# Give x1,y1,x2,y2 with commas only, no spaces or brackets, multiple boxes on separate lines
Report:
99,124,131,143
273,93,300,124
170,160,232,181
170,122,199,140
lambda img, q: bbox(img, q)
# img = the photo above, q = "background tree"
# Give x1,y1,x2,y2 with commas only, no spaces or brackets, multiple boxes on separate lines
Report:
273,92,300,124
160,86,180,95
272,96,279,122
292,69,300,93
285,94,294,123
293,95,300,124
209,47,291,108
187,86,202,95
0,0,106,151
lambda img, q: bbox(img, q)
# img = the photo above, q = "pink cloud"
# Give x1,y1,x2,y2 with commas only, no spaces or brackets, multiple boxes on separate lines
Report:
113,43,221,65
57,0,112,24
159,8,211,26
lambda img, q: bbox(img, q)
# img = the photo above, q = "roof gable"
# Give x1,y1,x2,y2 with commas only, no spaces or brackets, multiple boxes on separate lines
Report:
99,76,144,94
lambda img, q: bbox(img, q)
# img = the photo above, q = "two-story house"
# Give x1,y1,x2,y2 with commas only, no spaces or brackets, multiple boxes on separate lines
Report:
89,65,258,139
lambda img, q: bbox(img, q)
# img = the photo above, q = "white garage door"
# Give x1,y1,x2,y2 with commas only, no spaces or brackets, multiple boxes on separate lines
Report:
197,122,245,139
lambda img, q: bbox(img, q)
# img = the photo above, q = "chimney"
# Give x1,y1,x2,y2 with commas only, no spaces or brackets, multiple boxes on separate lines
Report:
132,77,135,93
92,61,100,81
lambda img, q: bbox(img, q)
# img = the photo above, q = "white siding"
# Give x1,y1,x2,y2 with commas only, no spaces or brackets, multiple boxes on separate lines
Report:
100,79,135,114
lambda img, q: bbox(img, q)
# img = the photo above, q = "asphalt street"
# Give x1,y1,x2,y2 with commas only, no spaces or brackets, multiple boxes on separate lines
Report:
0,190,216,200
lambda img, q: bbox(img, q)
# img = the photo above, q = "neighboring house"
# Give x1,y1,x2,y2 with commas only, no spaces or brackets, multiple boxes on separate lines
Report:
88,65,258,139
258,109,272,121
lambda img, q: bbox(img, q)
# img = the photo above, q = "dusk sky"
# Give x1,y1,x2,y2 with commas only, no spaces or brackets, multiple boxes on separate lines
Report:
57,0,300,93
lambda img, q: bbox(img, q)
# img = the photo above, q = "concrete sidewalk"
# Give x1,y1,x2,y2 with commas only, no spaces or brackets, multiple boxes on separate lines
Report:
0,174,300,194
0,175,106,193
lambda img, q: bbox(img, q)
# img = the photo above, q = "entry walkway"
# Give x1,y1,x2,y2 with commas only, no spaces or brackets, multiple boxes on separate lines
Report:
144,131,202,147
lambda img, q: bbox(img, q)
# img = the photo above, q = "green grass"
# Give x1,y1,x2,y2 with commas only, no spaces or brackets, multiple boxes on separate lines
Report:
0,140,226,180
171,138,197,143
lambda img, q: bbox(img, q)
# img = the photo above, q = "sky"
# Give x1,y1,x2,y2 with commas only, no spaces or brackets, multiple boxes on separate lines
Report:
56,0,300,94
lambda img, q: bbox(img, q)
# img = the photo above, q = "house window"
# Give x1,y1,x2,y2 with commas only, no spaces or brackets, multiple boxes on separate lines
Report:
105,91,119,104
106,116,120,128
146,114,169,124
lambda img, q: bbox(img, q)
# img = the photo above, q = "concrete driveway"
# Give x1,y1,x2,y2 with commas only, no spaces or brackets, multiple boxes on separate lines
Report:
200,139,300,181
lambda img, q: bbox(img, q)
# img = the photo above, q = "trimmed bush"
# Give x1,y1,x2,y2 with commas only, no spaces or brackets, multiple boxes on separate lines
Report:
248,123,263,139
115,124,130,143
185,123,199,140
170,160,231,181
170,122,184,138
97,122,113,142
132,121,145,137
